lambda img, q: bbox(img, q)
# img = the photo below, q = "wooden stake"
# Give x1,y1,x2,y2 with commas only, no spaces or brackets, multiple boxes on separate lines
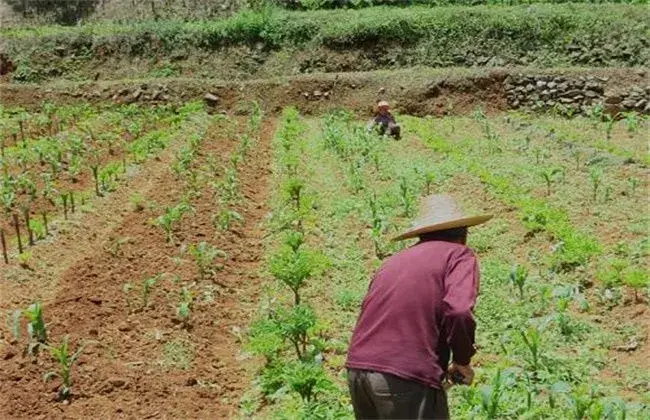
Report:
70,192,76,213
42,212,49,236
13,213,23,254
62,194,68,220
24,208,34,246
0,229,8,264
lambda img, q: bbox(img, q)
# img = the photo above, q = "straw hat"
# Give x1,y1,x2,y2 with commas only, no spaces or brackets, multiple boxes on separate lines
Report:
377,100,390,109
393,194,492,241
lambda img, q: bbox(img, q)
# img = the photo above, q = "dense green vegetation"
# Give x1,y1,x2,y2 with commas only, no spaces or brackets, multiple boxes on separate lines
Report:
4,4,648,82
242,108,648,418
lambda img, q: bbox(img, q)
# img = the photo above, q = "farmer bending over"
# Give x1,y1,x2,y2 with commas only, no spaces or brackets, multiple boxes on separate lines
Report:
368,100,401,139
346,194,492,419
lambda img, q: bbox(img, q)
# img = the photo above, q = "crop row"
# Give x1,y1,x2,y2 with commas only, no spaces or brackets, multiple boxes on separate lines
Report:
243,110,647,417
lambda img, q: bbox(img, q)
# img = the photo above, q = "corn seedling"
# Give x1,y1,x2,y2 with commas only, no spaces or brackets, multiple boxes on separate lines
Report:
556,297,573,336
18,251,33,269
141,274,161,309
399,175,415,217
284,177,305,212
155,201,194,244
29,218,47,240
24,302,48,354
214,207,243,232
189,242,227,280
480,369,504,419
177,287,194,325
519,326,543,374
509,264,528,299
589,167,603,201
540,168,564,196
627,177,639,198
43,336,84,401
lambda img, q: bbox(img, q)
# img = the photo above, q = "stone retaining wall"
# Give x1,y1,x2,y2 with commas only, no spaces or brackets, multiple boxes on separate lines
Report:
505,73,649,115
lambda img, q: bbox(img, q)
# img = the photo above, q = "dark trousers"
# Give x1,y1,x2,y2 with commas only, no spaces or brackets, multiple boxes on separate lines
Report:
348,369,449,420
378,123,401,139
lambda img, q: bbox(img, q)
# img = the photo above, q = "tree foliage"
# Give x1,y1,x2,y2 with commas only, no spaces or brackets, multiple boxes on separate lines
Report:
3,0,99,25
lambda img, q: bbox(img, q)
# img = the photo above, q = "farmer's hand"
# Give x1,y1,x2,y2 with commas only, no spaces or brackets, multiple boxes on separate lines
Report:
448,362,474,386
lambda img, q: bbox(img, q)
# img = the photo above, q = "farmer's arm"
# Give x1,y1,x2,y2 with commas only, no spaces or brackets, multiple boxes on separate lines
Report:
367,115,379,131
442,248,479,366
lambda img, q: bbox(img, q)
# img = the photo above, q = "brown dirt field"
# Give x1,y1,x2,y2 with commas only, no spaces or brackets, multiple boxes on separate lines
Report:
0,116,274,418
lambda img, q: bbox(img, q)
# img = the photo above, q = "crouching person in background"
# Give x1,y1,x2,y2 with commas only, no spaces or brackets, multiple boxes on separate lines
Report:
367,101,401,140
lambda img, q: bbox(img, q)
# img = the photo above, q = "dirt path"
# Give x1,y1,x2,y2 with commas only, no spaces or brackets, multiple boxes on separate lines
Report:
0,116,275,418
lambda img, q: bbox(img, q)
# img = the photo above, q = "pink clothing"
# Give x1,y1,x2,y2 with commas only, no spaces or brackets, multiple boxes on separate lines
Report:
346,239,479,389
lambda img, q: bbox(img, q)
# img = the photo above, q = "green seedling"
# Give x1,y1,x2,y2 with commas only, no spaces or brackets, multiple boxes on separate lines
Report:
622,112,639,133
623,269,648,302
519,326,543,373
540,168,564,196
214,207,243,232
24,302,47,354
399,175,415,217
270,245,323,306
177,287,194,325
284,177,305,212
480,369,504,419
589,167,603,201
189,242,226,280
43,336,84,401
627,177,639,198
142,274,162,309
154,201,194,244
509,264,528,300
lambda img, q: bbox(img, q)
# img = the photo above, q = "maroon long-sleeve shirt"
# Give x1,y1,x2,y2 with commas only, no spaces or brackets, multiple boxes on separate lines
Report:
346,239,479,389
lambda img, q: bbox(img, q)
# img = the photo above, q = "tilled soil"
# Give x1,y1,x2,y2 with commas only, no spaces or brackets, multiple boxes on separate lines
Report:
0,116,275,418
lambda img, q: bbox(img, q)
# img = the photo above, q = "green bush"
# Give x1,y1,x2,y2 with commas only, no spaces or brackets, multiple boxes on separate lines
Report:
3,5,648,82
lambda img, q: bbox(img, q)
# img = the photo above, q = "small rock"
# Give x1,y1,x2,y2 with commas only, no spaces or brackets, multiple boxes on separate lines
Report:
547,81,557,89
204,93,220,106
378,87,386,94
323,91,330,99
635,99,647,109
313,90,322,97
584,90,599,98
604,95,622,105
117,322,131,332
1,344,16,360
108,378,127,388
89,297,102,305
536,80,546,88
185,378,198,386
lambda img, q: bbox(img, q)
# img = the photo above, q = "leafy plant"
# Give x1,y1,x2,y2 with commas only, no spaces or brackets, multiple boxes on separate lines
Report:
269,243,324,306
519,326,543,373
623,269,648,302
214,207,243,232
189,242,226,280
589,167,603,201
480,369,504,419
509,264,528,299
284,360,333,403
43,336,84,401
154,201,194,244
177,287,194,325
141,274,161,309
24,302,47,354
